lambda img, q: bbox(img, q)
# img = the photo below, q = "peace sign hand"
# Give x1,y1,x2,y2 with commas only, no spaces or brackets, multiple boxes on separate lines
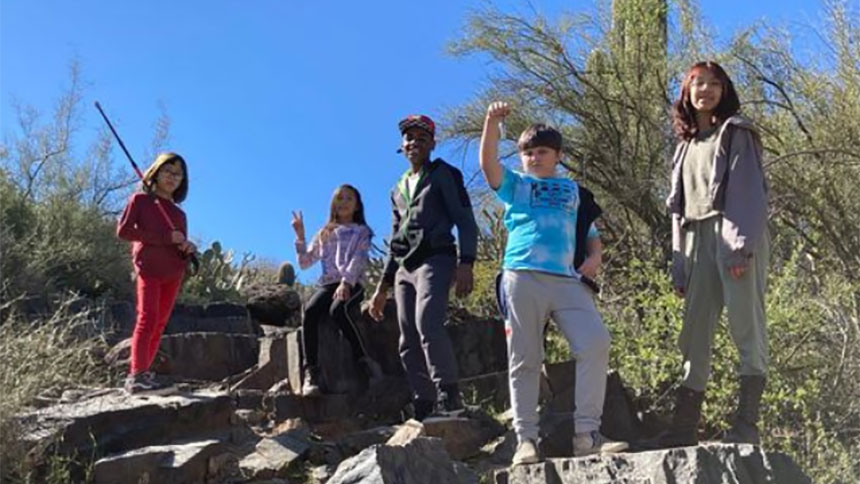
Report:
291,210,305,241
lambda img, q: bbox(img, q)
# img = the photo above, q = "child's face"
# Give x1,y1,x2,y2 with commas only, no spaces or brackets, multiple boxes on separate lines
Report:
519,146,561,178
689,70,723,114
155,161,184,195
401,127,435,164
333,188,358,222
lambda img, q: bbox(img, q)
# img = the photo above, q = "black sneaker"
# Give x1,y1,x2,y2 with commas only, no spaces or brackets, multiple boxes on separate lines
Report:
124,372,158,394
412,398,436,421
301,366,322,397
437,384,465,417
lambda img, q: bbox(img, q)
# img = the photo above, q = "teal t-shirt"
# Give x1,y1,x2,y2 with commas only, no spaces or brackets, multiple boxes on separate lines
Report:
495,166,598,276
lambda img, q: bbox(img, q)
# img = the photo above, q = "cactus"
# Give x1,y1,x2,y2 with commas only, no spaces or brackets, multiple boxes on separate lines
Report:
276,262,296,286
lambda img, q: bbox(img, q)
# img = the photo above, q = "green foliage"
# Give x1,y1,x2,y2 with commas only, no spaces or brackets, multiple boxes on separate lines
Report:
447,1,860,481
179,241,254,304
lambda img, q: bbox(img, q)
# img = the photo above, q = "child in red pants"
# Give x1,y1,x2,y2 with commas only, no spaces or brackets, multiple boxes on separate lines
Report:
117,152,195,394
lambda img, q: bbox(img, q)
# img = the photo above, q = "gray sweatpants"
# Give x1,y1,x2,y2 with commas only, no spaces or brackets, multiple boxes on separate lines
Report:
394,254,459,402
680,216,769,392
501,270,611,442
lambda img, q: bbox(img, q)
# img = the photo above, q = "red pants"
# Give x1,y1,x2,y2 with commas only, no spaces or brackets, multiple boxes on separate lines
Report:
130,275,183,375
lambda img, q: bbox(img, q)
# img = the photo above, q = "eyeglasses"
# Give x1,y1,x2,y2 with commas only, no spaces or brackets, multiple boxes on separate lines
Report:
161,169,184,180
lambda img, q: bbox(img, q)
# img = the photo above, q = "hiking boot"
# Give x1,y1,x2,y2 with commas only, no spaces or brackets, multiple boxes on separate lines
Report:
124,372,158,394
573,431,629,456
412,398,436,421
301,366,322,397
723,375,765,445
437,383,465,416
640,385,705,449
512,439,540,466
357,356,384,385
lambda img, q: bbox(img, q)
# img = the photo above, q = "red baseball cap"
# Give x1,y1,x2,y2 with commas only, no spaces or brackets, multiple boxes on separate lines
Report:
398,114,435,137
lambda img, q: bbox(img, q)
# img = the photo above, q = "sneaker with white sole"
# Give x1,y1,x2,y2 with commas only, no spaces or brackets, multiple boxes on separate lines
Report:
512,439,540,466
124,372,158,394
573,431,628,456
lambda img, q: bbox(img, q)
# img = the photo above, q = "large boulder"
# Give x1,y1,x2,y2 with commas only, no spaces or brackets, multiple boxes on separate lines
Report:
15,389,236,480
494,443,813,484
328,436,462,484
243,283,302,328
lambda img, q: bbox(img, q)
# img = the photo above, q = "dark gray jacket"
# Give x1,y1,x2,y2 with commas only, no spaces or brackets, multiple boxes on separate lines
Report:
667,115,768,280
382,158,478,284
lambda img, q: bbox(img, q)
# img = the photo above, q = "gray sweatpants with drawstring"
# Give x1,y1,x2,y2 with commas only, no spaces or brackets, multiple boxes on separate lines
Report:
679,216,769,392
501,269,611,443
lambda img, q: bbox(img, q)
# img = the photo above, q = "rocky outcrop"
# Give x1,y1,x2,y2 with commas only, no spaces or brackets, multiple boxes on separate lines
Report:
242,283,302,328
105,332,259,381
16,389,238,480
493,443,812,484
105,301,259,341
328,437,464,484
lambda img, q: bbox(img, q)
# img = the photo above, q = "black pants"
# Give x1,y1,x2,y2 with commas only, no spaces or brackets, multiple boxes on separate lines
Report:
302,282,368,368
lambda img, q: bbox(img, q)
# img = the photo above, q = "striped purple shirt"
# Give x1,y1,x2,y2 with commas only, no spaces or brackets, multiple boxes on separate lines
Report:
295,223,371,287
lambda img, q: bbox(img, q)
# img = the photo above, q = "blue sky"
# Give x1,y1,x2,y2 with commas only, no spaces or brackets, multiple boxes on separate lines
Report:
1,0,820,282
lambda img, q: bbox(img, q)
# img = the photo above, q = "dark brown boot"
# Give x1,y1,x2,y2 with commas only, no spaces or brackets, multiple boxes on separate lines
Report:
640,385,705,449
723,375,765,445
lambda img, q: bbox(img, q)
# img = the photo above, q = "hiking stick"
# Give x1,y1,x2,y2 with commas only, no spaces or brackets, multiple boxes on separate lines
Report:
94,101,199,273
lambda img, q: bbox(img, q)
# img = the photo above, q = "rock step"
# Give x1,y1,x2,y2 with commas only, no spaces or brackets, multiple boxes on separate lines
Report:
493,443,813,484
92,439,235,484
18,389,237,474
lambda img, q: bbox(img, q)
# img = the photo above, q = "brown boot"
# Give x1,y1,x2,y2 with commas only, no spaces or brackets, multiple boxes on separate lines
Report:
723,375,765,445
640,385,705,449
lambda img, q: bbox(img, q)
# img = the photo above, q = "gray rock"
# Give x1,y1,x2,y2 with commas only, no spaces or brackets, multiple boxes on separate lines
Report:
229,331,291,392
238,430,311,480
243,283,302,327
106,332,259,381
337,425,397,458
17,389,235,479
328,437,460,484
422,411,505,460
269,376,411,424
92,439,234,484
494,443,813,484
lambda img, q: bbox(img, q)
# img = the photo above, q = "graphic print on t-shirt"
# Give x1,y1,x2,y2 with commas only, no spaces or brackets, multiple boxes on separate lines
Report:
529,178,578,214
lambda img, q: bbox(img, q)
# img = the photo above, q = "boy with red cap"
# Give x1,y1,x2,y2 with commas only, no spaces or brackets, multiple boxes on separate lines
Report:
369,114,478,420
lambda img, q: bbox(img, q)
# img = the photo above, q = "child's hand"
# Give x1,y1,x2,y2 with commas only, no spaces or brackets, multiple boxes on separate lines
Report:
486,101,511,121
453,263,474,298
368,290,387,322
170,230,186,244
577,256,600,280
334,282,351,301
178,241,196,255
291,210,305,240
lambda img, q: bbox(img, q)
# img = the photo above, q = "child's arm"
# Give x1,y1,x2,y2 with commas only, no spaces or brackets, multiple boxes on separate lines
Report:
438,165,478,297
577,224,602,279
292,210,319,270
479,101,511,190
341,226,371,287
370,194,401,321
116,194,177,246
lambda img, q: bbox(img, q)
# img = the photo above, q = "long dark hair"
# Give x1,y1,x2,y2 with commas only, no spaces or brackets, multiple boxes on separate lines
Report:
317,184,371,242
141,152,189,203
672,61,740,141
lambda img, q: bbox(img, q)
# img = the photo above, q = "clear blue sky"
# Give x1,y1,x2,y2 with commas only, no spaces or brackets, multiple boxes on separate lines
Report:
1,0,819,282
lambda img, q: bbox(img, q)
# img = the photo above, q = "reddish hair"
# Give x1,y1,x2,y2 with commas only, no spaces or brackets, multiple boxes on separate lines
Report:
672,61,740,141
